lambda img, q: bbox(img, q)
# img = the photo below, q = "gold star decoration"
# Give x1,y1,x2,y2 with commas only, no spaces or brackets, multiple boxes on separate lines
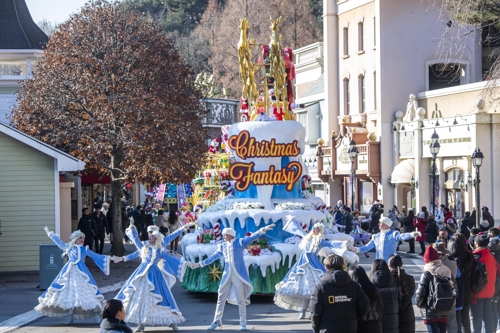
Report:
208,263,222,282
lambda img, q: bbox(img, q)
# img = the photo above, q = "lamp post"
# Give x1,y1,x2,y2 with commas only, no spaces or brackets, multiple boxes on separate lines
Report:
471,148,484,228
429,130,440,215
348,140,358,211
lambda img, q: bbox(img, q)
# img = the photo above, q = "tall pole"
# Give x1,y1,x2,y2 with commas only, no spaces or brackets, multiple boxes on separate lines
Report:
351,162,355,211
432,157,436,215
475,165,481,228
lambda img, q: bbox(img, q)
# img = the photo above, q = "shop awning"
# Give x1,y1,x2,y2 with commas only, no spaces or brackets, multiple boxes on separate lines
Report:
390,159,415,184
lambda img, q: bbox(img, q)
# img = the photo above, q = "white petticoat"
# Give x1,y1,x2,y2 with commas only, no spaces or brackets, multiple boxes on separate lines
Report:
274,263,323,311
123,271,185,326
35,264,103,319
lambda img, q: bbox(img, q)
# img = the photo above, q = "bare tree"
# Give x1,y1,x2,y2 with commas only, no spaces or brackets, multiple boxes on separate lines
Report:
12,0,208,256
37,18,58,37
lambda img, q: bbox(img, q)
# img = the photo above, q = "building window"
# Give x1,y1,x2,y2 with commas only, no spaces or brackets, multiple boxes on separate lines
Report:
429,63,465,90
444,169,464,219
343,27,349,56
297,111,308,138
373,71,377,110
373,17,376,47
358,75,365,113
358,22,364,52
343,78,350,115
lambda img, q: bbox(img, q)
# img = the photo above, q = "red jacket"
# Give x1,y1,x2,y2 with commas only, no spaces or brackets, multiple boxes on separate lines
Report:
444,211,453,223
473,248,500,299
413,217,428,242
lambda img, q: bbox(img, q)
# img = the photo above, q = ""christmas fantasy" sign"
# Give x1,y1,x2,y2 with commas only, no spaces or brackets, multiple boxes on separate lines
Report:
228,130,302,191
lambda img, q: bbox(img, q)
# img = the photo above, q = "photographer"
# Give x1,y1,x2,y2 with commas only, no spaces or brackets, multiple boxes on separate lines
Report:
370,204,384,233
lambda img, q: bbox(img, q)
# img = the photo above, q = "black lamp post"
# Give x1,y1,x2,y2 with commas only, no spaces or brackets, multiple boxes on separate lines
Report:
429,130,440,215
471,148,484,228
348,140,358,211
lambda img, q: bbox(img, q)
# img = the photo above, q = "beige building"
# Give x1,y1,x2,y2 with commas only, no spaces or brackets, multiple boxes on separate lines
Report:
318,0,498,220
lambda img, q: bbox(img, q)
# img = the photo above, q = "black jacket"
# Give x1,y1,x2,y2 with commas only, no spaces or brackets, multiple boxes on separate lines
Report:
455,251,473,304
483,211,495,228
391,269,415,333
344,213,354,234
311,270,370,333
415,271,450,321
78,214,96,240
93,211,108,236
460,216,475,239
357,290,384,333
372,270,399,333
424,219,438,243
403,216,415,233
99,318,132,333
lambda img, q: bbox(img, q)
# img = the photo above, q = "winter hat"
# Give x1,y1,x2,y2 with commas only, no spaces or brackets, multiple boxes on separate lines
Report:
424,246,440,263
476,234,490,247
446,218,454,224
147,225,159,233
380,216,393,228
446,223,457,234
489,237,500,251
481,220,490,228
70,230,85,240
432,242,449,255
418,212,426,218
222,228,236,237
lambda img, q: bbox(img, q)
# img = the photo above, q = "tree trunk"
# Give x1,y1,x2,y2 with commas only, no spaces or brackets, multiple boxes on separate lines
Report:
111,179,125,256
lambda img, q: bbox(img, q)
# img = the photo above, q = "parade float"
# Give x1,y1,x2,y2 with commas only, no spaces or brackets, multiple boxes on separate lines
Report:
181,17,358,294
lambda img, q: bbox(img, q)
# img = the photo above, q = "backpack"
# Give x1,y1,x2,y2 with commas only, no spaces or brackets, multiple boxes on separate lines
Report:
427,273,454,311
471,254,488,294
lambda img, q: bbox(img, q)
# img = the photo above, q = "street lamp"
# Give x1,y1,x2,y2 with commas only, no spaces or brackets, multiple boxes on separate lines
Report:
348,140,358,211
429,130,440,215
471,148,484,227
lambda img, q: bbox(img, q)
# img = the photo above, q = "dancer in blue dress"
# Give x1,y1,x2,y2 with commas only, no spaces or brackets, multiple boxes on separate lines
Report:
114,223,193,332
35,227,112,324
274,221,356,320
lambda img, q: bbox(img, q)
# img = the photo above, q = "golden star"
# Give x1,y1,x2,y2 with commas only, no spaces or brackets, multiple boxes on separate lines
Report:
208,263,222,282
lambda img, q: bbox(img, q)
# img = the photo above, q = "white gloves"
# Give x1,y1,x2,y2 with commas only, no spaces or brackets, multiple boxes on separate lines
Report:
111,256,124,263
260,223,276,233
184,222,196,230
44,226,53,236
346,242,359,253
186,262,201,269
411,231,421,238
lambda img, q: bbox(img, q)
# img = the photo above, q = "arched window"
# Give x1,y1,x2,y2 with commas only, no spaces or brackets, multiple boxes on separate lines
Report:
343,78,350,115
343,27,349,56
358,22,364,52
358,75,365,113
444,168,465,219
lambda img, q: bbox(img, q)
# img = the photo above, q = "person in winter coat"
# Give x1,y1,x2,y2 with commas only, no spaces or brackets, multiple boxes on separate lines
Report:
416,246,454,333
403,210,416,253
433,242,458,333
471,234,500,333
387,255,415,333
460,211,475,239
435,204,445,229
369,259,399,333
482,206,495,229
93,203,108,254
349,266,384,333
413,212,428,255
488,237,500,333
78,207,96,250
443,207,453,224
447,239,465,333
356,217,420,262
310,254,370,333
424,215,439,245
449,233,473,333
99,299,132,333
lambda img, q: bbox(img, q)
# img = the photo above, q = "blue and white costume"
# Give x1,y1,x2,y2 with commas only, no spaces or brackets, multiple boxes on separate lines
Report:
199,228,269,327
115,225,186,327
35,231,110,319
359,229,416,262
274,236,342,311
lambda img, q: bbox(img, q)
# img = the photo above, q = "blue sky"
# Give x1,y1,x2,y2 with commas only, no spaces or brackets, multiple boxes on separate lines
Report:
25,0,95,24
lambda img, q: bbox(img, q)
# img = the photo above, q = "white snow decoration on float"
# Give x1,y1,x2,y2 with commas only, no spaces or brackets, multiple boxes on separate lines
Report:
273,243,302,268
184,243,219,264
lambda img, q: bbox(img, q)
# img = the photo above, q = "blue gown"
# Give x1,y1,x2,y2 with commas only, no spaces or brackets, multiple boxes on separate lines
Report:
115,226,186,326
35,233,110,319
274,238,337,311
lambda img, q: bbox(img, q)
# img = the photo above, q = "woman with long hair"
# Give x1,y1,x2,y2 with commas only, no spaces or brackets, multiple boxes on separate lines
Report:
100,299,132,333
369,259,399,333
35,228,114,324
388,254,416,333
274,222,356,319
449,234,473,333
114,223,193,332
168,211,182,252
349,266,383,333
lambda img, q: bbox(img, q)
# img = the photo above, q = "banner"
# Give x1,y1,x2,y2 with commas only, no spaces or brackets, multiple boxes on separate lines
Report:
177,184,187,209
156,184,166,203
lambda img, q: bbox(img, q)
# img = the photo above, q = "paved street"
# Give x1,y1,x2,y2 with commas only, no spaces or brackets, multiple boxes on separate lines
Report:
0,240,428,333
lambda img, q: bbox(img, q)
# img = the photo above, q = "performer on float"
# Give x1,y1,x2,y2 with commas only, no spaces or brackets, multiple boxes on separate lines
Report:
36,227,113,324
185,224,276,331
274,218,358,320
354,216,420,262
349,211,371,258
113,223,193,332
239,97,249,122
